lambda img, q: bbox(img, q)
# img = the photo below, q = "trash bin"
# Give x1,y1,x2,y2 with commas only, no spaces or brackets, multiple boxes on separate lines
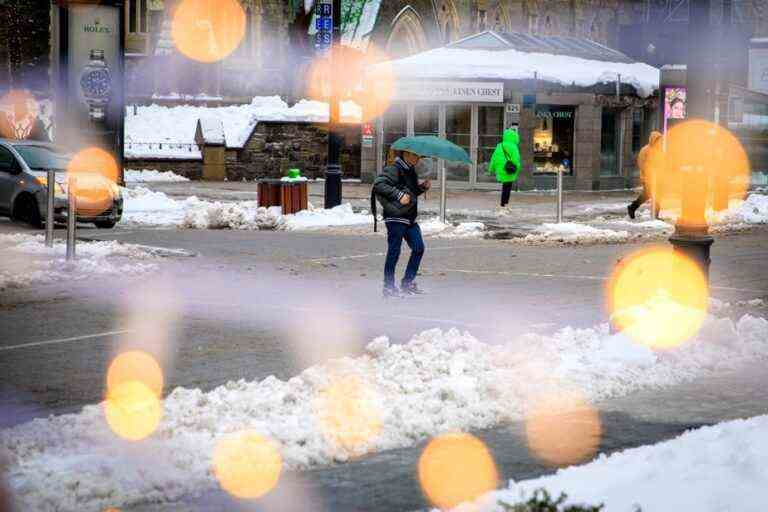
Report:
257,179,308,214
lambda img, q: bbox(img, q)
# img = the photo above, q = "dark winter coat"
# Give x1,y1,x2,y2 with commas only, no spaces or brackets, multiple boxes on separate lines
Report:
371,157,426,232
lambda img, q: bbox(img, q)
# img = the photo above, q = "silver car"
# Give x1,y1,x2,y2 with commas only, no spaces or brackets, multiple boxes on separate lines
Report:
0,139,123,229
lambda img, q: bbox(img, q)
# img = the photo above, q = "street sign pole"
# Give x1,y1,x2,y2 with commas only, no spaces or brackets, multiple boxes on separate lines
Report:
45,169,55,247
323,0,342,208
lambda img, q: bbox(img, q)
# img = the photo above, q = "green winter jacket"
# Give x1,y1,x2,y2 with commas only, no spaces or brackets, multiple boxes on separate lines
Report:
488,129,521,183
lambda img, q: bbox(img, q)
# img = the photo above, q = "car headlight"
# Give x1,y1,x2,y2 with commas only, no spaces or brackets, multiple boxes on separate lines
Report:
35,176,67,196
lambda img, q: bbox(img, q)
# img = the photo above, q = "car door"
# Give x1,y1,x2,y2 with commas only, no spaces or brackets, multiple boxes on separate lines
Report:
0,144,20,214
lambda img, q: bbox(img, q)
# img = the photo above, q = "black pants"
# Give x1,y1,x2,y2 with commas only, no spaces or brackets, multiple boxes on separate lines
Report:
501,182,513,207
629,187,660,217
629,189,649,211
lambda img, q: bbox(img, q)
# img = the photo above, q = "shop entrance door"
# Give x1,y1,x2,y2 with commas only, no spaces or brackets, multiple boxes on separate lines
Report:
477,105,505,184
444,104,472,183
600,109,620,176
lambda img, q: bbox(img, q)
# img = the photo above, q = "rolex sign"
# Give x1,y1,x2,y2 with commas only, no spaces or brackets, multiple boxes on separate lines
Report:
61,3,123,159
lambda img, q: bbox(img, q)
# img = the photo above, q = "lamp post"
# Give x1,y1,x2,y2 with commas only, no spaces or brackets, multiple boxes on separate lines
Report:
324,0,342,208
669,0,714,281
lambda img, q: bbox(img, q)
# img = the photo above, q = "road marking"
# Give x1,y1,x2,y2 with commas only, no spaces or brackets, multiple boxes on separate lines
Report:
1,329,132,353
439,269,767,294
441,268,607,281
306,244,490,264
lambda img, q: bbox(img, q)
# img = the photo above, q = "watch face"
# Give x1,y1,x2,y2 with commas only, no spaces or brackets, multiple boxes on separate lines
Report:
80,69,111,98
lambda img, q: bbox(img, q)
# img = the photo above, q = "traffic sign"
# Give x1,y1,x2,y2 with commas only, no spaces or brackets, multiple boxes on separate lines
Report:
315,0,333,54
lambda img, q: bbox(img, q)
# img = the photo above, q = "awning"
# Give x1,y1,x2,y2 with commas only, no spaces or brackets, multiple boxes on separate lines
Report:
382,31,660,98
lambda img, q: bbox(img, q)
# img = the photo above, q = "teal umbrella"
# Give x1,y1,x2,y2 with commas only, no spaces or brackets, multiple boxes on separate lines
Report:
391,136,472,164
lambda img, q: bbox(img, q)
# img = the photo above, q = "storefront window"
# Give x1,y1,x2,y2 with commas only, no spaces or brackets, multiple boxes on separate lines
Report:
414,105,439,179
477,106,504,183
600,109,619,176
533,105,574,175
445,105,471,181
382,104,407,167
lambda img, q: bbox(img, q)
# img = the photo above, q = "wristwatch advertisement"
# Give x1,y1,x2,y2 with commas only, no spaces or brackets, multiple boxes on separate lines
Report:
79,49,113,122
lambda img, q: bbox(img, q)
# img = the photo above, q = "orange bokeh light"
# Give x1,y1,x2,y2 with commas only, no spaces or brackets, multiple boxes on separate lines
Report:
418,432,499,510
306,44,395,123
212,431,283,500
66,146,119,217
525,393,602,467
608,247,709,349
107,350,164,398
171,0,246,63
314,374,382,452
645,120,750,225
0,90,39,140
103,380,162,441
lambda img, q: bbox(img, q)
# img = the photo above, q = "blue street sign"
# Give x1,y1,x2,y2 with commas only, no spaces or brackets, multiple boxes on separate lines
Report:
315,1,333,53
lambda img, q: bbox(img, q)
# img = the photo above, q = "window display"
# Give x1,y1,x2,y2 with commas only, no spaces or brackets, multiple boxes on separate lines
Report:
477,106,504,183
445,105,471,181
533,105,574,174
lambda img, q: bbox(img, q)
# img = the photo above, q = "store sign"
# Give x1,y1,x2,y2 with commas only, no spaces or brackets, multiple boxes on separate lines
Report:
314,0,333,54
749,48,768,94
392,81,503,103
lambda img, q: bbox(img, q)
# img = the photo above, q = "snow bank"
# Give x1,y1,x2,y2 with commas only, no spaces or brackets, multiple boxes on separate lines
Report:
713,193,768,226
125,96,362,158
387,47,659,97
0,234,158,290
472,414,768,512
282,204,372,230
420,219,486,238
524,223,629,244
3,314,768,511
121,188,369,231
124,170,190,183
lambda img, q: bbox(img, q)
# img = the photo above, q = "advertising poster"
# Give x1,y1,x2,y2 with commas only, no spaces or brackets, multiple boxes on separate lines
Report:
59,2,124,170
663,87,686,133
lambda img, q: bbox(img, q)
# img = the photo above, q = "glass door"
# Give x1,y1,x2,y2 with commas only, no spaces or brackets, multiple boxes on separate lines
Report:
477,106,505,183
414,104,439,180
382,104,407,168
445,104,471,181
600,109,619,176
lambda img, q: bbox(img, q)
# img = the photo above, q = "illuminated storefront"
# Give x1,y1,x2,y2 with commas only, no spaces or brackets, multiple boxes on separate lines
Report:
363,31,660,190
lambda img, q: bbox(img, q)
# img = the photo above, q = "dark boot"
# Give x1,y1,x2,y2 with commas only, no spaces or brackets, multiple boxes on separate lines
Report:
627,204,637,220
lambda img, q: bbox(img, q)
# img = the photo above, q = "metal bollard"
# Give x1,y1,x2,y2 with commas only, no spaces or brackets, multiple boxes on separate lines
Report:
439,158,447,224
66,177,76,261
45,169,55,247
556,169,564,223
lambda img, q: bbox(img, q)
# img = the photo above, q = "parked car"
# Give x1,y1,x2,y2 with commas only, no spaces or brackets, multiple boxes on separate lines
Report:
0,139,123,228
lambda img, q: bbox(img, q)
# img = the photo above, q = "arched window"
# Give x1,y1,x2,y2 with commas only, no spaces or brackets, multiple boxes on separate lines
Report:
437,0,460,44
387,7,429,58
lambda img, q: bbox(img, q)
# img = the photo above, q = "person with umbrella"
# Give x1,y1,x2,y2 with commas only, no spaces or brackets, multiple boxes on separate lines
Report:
487,128,521,207
370,136,470,298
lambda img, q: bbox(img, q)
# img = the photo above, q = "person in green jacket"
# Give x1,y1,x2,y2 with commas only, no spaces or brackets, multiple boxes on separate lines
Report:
488,128,522,207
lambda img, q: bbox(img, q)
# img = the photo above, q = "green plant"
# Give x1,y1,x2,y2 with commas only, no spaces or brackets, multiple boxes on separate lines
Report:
498,489,609,512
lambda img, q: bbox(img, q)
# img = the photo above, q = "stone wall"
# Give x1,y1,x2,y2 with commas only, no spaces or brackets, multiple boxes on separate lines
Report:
124,159,203,180
226,122,361,181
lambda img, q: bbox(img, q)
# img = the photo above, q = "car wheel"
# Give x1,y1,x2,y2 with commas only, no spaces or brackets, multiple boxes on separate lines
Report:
94,220,117,229
13,195,43,229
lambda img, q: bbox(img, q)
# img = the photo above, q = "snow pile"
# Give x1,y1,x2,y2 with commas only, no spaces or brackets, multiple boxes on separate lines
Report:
420,219,486,238
0,234,158,290
280,176,309,182
182,201,283,231
125,96,362,158
524,223,629,244
3,314,768,511
712,193,768,226
121,188,368,231
197,117,225,145
471,415,768,512
386,48,659,97
124,170,190,183
282,204,372,230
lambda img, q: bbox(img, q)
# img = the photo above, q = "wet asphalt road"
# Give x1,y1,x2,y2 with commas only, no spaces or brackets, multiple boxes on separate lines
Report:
1,225,767,510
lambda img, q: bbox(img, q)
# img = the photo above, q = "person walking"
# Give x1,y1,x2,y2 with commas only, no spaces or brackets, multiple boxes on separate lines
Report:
628,130,663,219
488,128,521,207
371,150,431,298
